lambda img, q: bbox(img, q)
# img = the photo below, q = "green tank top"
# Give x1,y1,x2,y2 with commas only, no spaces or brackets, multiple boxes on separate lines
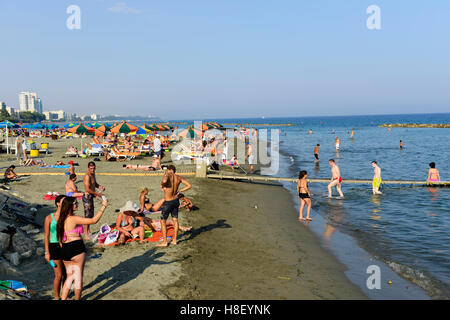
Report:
50,213,58,243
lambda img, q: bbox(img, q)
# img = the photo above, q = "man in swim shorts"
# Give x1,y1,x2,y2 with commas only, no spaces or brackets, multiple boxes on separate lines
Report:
65,174,85,198
246,142,255,174
82,162,105,240
156,165,192,247
328,159,344,198
371,161,382,194
314,144,320,163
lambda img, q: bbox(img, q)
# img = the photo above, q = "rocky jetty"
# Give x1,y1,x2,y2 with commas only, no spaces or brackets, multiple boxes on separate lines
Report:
379,123,450,128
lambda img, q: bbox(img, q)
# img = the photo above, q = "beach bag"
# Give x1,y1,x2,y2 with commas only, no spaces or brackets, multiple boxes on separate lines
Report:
99,224,111,234
103,230,120,245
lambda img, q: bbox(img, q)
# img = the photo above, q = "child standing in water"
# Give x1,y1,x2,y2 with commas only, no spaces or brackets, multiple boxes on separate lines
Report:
297,171,312,221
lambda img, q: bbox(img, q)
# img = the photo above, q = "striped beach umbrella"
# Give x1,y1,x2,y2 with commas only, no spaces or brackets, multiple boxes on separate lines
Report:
93,128,105,136
67,123,95,135
178,127,203,139
97,124,111,132
110,121,139,134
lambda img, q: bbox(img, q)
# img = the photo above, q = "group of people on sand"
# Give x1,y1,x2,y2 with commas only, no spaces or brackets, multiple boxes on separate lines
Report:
43,161,194,300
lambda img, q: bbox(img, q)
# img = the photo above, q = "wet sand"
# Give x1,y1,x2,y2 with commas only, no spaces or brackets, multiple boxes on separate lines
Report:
0,136,366,299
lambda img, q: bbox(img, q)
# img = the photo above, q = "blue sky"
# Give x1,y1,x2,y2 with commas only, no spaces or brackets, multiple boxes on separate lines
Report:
0,0,449,120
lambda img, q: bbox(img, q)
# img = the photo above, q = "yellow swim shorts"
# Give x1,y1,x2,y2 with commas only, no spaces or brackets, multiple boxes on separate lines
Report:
373,178,382,189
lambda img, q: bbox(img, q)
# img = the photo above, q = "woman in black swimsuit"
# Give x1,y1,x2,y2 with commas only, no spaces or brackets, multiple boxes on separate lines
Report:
297,170,312,221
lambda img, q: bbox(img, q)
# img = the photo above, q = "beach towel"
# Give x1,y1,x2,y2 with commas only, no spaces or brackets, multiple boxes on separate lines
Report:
0,280,30,299
43,192,82,201
96,226,175,247
40,165,71,168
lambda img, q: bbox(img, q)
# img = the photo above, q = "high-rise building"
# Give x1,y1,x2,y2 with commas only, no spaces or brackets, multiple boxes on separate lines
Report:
19,91,43,113
0,101,6,110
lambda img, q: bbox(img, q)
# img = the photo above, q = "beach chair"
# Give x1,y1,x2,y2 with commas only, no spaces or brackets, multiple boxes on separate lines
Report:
65,148,79,157
93,137,113,149
86,143,104,157
138,144,152,155
111,146,140,160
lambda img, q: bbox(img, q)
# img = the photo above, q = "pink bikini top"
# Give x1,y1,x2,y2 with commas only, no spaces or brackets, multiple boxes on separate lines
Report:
63,224,84,242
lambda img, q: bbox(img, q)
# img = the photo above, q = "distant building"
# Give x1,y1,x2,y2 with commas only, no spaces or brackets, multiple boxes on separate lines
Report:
43,109,67,121
0,101,6,110
19,91,43,113
6,106,17,116
90,113,100,120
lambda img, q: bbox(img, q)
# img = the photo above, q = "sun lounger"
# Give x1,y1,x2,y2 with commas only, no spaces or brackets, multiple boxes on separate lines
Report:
65,150,79,157
111,146,140,159
86,143,104,157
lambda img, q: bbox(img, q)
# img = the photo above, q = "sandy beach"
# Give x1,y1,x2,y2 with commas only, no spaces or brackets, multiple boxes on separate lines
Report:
0,136,366,300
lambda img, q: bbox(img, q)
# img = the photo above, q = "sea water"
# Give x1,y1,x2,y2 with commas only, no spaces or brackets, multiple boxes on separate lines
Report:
202,113,449,299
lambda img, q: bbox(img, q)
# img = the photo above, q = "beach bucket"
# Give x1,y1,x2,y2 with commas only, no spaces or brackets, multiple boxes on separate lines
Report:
30,149,39,157
41,143,49,149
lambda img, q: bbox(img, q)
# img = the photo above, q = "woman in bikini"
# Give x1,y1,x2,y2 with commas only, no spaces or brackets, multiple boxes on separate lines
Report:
57,196,108,300
116,210,146,244
43,195,66,300
427,162,440,183
297,170,312,221
139,187,165,212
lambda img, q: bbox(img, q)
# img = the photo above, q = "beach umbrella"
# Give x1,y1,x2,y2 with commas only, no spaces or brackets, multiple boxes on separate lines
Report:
135,127,147,135
110,121,139,134
67,123,95,135
160,124,173,131
139,125,152,133
97,124,111,132
93,128,105,136
63,122,76,128
178,127,203,139
0,120,20,128
91,122,102,128
32,123,45,129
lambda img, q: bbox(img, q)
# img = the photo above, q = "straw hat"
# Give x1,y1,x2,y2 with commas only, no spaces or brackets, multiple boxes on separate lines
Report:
120,200,139,213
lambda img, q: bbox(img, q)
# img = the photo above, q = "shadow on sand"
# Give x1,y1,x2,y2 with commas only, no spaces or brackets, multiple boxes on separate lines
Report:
82,249,189,300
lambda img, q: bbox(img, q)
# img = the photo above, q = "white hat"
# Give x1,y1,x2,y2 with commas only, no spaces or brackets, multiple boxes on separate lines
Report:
155,133,160,137
120,200,139,213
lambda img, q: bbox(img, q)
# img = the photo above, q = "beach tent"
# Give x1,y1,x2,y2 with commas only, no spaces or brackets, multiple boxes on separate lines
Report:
110,121,139,134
